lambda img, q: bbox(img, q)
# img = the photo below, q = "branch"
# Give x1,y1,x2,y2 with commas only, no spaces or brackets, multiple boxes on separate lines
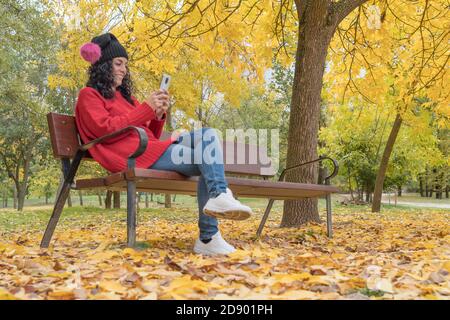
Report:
334,0,370,25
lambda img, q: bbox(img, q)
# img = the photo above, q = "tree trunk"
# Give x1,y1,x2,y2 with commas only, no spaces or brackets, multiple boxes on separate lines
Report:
372,113,403,212
419,176,424,197
97,192,102,207
435,172,443,199
3,191,7,208
113,191,121,208
78,190,83,206
45,194,49,205
13,185,17,209
365,183,370,203
446,185,449,199
282,2,338,226
145,193,149,208
17,185,26,211
165,193,171,208
105,190,112,209
397,185,402,197
67,192,72,207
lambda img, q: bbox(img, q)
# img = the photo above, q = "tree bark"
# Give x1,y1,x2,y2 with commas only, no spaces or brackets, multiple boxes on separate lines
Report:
78,190,83,206
67,192,72,207
372,113,403,212
105,190,112,209
13,185,17,209
165,193,172,208
113,191,121,208
282,1,339,226
419,176,424,197
145,193,149,208
97,192,102,207
397,185,402,197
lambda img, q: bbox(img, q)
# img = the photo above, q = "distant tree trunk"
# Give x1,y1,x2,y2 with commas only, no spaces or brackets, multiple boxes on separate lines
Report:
13,186,17,209
67,192,72,207
446,185,449,199
165,194,171,208
318,165,326,185
145,193,149,208
372,113,403,212
436,172,443,199
78,190,83,206
113,191,121,208
347,167,354,199
45,194,49,205
150,193,153,202
105,190,112,209
397,185,402,197
3,190,8,208
419,176,424,197
97,192,102,207
365,183,370,203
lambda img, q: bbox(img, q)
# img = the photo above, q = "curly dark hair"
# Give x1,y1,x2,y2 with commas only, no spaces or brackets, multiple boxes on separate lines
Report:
86,59,134,105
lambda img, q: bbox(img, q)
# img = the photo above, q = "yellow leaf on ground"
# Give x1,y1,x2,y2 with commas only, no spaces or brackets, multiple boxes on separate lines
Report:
0,288,18,300
99,280,127,293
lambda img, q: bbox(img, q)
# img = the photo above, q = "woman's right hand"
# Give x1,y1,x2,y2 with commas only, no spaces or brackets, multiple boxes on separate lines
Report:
145,90,169,112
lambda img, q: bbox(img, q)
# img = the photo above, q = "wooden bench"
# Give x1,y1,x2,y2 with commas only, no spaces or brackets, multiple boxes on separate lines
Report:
41,112,339,248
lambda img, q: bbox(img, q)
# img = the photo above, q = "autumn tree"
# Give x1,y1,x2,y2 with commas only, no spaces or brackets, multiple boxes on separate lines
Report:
48,0,449,225
0,0,60,210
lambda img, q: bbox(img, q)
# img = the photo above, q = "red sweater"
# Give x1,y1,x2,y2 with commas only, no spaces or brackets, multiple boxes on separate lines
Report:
75,87,175,173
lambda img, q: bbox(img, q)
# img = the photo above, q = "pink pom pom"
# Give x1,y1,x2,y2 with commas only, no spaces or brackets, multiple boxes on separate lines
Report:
80,42,101,64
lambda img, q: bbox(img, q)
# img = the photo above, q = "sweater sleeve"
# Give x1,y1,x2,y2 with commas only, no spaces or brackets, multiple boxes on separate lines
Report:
77,88,157,138
131,96,166,140
149,113,166,140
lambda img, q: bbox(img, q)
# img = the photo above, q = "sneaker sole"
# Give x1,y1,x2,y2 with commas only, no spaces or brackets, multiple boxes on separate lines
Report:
193,247,236,256
203,208,251,221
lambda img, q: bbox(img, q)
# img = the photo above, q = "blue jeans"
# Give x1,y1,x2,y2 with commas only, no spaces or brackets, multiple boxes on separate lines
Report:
149,127,228,240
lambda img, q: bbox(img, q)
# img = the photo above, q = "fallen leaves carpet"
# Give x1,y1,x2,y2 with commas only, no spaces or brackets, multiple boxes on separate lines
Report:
0,204,449,300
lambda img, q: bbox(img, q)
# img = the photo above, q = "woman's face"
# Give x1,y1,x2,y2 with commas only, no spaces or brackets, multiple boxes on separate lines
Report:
112,57,128,88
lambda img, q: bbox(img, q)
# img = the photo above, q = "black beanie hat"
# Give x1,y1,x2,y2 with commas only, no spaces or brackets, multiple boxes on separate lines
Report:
80,33,128,64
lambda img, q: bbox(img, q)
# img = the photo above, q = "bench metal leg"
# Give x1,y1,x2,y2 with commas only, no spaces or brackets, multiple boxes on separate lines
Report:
40,179,71,248
127,180,137,247
256,198,275,238
40,151,84,248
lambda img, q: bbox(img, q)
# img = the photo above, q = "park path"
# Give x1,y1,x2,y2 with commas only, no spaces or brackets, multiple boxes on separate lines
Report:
380,199,450,209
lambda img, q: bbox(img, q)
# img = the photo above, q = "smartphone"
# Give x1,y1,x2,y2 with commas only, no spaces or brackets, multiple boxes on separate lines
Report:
160,73,171,91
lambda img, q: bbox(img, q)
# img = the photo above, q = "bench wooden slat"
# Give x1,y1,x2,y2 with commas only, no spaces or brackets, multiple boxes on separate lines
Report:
49,113,275,177
75,168,339,200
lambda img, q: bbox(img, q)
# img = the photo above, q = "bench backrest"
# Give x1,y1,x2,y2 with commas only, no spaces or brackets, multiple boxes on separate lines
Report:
47,112,275,177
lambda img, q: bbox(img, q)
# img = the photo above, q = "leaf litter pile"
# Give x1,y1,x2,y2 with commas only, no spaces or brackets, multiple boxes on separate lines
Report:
0,204,449,300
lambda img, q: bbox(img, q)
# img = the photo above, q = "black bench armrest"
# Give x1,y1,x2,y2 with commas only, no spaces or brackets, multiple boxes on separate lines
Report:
79,126,148,168
280,155,339,183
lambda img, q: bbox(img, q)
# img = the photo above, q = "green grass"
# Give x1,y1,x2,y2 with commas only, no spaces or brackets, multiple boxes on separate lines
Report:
1,192,448,235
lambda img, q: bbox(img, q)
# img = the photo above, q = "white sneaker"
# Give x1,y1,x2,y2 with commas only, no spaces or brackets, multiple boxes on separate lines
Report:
193,231,236,255
203,188,252,220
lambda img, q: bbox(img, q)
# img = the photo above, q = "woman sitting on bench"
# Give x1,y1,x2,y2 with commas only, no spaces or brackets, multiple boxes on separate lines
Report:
75,33,253,255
